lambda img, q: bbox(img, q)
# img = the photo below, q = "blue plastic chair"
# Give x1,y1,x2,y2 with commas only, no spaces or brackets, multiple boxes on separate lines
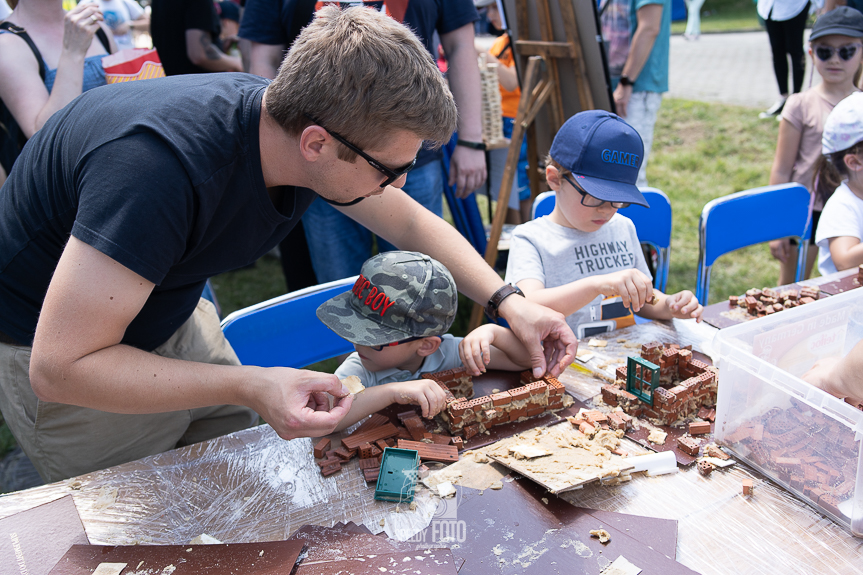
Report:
529,188,673,291
695,183,812,304
220,277,358,369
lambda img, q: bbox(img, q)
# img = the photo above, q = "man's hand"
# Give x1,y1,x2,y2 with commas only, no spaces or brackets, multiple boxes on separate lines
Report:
250,368,354,440
613,83,633,118
449,144,487,198
497,296,577,379
387,379,448,419
593,269,654,313
665,290,703,322
770,238,792,263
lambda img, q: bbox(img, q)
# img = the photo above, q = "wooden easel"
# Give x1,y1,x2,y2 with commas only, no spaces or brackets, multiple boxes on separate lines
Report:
468,0,597,331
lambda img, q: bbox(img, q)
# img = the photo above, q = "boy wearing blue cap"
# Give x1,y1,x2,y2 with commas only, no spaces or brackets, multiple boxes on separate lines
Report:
505,111,702,339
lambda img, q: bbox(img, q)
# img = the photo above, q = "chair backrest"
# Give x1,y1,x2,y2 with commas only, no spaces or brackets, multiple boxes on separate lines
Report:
529,188,673,291
695,183,812,304
220,276,358,369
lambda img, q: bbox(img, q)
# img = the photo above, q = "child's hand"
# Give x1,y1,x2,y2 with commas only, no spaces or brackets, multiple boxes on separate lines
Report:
770,238,792,263
459,324,496,376
594,269,653,312
387,379,447,419
665,290,703,322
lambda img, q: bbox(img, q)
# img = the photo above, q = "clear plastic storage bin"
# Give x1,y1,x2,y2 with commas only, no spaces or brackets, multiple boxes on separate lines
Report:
713,288,863,536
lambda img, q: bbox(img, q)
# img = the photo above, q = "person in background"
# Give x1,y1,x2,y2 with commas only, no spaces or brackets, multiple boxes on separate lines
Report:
476,0,531,224
0,0,114,140
768,7,863,285
216,1,241,57
757,0,811,119
80,0,147,50
612,0,671,188
814,92,863,274
683,0,705,40
150,0,242,75
240,0,487,285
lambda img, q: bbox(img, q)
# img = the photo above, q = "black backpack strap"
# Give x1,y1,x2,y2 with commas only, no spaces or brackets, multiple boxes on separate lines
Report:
0,21,47,80
95,27,112,54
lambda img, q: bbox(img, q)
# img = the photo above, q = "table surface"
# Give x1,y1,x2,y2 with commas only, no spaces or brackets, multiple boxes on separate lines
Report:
1,316,861,574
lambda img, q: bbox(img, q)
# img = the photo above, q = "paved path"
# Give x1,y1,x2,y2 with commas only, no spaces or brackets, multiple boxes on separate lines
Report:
668,30,816,109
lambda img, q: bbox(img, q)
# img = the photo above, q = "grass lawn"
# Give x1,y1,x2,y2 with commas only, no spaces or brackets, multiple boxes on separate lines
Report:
671,0,764,35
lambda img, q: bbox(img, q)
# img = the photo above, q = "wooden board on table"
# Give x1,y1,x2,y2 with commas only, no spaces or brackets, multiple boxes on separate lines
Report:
485,422,634,494
816,273,861,295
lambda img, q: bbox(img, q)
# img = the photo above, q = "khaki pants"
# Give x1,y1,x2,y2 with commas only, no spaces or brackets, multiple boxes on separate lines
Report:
0,299,258,483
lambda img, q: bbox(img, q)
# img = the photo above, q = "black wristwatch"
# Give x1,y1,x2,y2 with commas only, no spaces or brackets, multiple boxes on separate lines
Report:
456,139,486,150
619,75,633,87
485,284,525,321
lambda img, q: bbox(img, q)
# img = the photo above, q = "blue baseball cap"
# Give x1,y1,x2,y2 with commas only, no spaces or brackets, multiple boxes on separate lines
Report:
550,110,649,207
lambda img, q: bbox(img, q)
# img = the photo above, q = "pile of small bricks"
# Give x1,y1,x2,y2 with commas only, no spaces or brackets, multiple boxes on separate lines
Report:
424,367,568,437
728,286,820,318
601,342,719,426
313,409,466,480
722,403,858,518
568,409,632,436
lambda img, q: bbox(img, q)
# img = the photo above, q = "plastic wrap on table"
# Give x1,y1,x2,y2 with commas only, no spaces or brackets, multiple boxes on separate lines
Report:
560,456,862,575
0,424,437,545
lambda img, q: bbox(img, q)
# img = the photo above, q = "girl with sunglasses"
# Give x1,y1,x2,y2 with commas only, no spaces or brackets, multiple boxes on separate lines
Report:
767,6,863,286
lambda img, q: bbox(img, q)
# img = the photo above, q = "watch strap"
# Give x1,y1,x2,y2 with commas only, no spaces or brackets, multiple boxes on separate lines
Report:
456,139,486,150
485,284,525,321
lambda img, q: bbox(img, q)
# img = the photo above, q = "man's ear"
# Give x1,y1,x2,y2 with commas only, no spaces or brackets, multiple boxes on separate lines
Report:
299,125,330,162
545,165,562,191
416,336,443,358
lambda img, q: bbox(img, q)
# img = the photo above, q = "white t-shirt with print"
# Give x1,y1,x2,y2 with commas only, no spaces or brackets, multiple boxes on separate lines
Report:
815,182,863,275
505,214,651,338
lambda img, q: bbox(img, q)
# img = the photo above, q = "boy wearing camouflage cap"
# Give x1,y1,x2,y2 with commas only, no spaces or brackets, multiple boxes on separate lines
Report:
317,251,531,431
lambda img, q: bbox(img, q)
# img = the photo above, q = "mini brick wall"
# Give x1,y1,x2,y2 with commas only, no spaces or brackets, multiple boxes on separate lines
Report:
425,368,568,436
606,341,718,426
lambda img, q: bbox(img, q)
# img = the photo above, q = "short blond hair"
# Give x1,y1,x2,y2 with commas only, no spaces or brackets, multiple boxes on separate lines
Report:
266,6,458,161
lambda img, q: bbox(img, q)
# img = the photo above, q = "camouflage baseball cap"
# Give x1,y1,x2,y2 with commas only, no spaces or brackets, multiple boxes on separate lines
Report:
316,251,458,346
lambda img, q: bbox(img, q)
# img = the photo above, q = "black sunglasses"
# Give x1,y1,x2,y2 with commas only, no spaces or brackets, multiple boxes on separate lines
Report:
562,173,630,209
369,336,427,352
814,43,862,62
304,114,417,188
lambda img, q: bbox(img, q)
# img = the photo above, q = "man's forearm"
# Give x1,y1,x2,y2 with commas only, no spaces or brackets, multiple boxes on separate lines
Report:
442,24,483,142
620,5,663,81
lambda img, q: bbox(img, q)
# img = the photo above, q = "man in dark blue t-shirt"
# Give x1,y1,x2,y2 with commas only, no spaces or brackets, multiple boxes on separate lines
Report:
239,0,488,283
0,6,576,481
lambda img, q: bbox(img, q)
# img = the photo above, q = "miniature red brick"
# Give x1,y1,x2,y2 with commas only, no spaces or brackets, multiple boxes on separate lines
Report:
509,407,527,421
359,443,375,459
729,295,738,306
697,460,715,476
601,384,620,406
742,478,754,496
688,421,711,435
321,462,341,477
705,445,729,460
358,457,380,470
800,296,815,305
615,366,628,382
491,392,512,407
585,410,608,425
764,306,775,315
607,412,625,431
363,468,380,483
509,386,531,402
376,439,389,452
546,377,565,395
316,457,340,468
746,288,762,298
706,408,716,422
526,406,545,417
418,464,430,479
451,436,464,450
520,370,534,384
396,426,412,441
677,436,701,456
579,422,596,435
334,447,355,461
324,449,337,459
463,424,480,440
313,438,331,459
